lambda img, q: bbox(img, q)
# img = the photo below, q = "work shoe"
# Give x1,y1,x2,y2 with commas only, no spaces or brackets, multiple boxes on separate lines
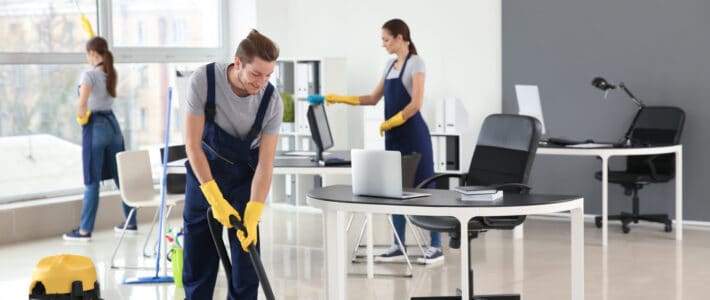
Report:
63,229,92,241
114,223,138,233
417,247,444,264
375,244,407,262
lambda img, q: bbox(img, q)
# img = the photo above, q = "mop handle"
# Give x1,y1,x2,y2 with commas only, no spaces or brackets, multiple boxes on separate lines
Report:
154,87,173,277
229,215,276,300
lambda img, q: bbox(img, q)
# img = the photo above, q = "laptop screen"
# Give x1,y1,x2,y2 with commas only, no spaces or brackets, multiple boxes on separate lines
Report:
351,149,403,198
515,84,546,135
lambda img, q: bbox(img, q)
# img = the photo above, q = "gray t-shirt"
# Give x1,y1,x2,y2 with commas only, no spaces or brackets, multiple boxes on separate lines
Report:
382,55,426,96
186,62,283,149
79,69,114,111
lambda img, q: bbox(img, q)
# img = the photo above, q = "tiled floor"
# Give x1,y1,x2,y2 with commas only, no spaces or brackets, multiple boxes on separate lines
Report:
3,204,710,299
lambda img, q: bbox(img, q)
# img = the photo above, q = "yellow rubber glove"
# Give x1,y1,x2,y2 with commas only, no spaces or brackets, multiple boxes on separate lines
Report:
325,93,360,106
76,110,92,126
80,14,95,38
237,201,265,252
379,111,406,136
200,180,241,228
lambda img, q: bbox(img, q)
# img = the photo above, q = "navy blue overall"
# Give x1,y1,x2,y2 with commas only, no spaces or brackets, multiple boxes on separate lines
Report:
384,53,439,247
81,111,124,185
182,63,274,300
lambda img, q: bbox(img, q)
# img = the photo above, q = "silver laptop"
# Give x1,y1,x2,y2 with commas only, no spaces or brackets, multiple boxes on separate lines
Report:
351,149,431,199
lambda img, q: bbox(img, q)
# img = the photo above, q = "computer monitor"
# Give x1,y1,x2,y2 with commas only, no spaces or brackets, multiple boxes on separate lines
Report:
306,103,334,162
515,84,547,135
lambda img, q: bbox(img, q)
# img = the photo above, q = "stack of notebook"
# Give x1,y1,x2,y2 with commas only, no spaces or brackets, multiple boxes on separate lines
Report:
453,186,503,201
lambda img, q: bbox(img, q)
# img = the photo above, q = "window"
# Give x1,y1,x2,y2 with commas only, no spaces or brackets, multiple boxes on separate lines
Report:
1,0,228,203
0,0,97,53
111,0,220,48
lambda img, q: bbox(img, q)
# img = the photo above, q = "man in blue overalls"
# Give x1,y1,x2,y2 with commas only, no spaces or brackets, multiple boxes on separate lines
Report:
182,29,283,300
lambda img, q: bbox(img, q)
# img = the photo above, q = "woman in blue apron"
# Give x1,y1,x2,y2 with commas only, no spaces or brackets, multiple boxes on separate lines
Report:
325,19,443,264
64,37,135,241
182,30,282,300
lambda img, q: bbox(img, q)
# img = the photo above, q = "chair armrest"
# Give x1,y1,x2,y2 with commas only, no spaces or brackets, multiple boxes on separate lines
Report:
493,183,532,193
643,155,661,180
415,173,466,189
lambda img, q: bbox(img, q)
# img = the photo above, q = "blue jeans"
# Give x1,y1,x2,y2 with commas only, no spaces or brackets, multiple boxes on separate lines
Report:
80,114,136,232
392,214,441,248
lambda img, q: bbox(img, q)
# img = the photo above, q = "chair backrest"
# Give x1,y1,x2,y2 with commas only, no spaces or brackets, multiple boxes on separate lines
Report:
160,144,187,194
626,106,685,175
160,144,187,162
466,114,542,188
402,153,422,189
116,150,156,205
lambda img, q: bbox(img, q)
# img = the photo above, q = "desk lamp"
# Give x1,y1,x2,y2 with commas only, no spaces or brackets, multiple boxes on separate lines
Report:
591,77,646,146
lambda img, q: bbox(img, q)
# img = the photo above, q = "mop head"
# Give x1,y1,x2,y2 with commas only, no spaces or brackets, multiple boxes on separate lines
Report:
29,254,102,299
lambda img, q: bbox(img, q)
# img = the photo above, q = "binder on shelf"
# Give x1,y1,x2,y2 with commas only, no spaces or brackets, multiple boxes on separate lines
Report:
446,136,459,170
296,99,310,133
295,62,320,98
295,63,309,98
431,134,460,172
437,136,447,172
435,99,445,132
444,97,467,133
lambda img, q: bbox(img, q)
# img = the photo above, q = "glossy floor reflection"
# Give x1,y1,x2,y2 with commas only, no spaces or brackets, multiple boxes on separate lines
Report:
2,204,710,299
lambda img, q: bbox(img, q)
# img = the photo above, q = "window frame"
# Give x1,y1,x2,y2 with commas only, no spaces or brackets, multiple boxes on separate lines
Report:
0,0,230,203
0,0,230,65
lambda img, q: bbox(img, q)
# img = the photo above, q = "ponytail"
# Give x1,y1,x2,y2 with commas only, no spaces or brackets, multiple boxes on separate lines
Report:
86,36,117,97
408,41,418,55
104,51,117,97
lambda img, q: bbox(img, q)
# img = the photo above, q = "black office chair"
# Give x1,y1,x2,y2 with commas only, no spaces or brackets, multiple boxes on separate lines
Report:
409,114,542,300
402,153,422,190
594,106,685,234
160,144,187,194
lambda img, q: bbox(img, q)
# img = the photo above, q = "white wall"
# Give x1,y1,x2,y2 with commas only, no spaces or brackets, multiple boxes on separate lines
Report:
228,0,258,53
250,0,502,167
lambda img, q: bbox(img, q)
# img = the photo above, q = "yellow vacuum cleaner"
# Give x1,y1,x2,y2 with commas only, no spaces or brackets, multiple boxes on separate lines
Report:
29,254,102,300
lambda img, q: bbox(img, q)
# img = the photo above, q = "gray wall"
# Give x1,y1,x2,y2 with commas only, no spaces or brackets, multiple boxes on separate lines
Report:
503,0,710,222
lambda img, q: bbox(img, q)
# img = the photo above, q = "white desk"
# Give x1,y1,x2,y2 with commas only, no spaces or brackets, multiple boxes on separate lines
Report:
166,152,352,176
537,144,682,246
308,185,585,300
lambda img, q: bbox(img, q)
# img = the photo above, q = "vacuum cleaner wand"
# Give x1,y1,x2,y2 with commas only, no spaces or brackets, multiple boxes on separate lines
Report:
206,208,275,300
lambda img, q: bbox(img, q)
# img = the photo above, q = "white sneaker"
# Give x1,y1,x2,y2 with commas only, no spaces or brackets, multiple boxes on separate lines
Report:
416,247,444,264
375,244,407,262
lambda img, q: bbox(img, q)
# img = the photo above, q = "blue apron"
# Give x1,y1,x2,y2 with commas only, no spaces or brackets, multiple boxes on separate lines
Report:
81,111,124,185
182,63,274,300
384,53,435,188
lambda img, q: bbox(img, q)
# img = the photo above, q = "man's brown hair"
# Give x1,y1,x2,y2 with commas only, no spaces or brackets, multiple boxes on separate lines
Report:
235,29,280,64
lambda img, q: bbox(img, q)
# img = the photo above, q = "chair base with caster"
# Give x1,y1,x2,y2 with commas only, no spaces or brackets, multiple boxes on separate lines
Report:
594,185,672,234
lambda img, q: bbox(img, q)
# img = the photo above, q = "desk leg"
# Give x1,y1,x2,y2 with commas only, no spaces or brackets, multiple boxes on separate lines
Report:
366,212,374,279
324,210,347,300
676,149,683,241
601,156,609,247
513,223,524,240
571,205,585,300
459,218,471,300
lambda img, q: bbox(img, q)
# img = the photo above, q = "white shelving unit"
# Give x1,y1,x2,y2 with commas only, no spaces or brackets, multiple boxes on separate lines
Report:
431,132,462,174
269,57,348,206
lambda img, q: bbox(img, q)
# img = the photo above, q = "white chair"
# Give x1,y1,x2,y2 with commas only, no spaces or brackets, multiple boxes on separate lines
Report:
110,149,183,269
